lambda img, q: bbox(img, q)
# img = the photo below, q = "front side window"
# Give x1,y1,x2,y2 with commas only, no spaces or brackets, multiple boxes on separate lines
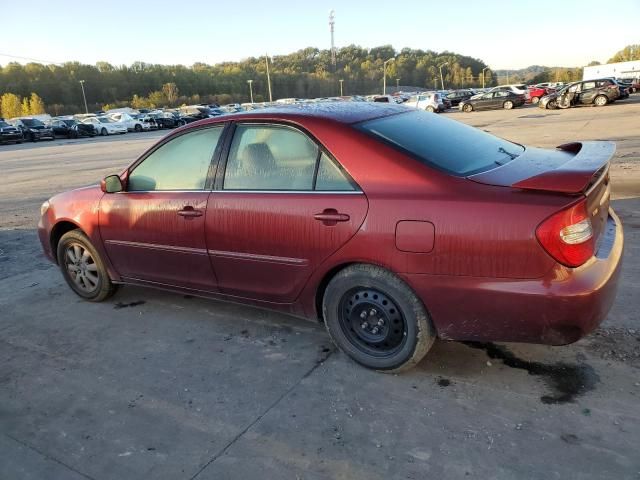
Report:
224,125,318,190
583,82,596,90
128,127,223,191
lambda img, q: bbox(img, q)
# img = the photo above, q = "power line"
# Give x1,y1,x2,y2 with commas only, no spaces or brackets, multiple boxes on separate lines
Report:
0,53,64,66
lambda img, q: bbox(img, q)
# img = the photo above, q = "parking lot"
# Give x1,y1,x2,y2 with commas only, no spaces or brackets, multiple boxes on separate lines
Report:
1,100,639,479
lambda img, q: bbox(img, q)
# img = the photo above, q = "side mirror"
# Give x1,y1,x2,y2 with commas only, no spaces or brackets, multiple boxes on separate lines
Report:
101,174,123,193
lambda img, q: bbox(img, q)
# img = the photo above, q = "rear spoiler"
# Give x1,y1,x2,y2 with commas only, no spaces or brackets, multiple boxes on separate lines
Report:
467,141,616,195
512,142,615,194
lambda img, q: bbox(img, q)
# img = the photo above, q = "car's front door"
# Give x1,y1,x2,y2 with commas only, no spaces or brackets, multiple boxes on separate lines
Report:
205,122,368,303
476,93,494,110
579,81,597,104
99,125,224,291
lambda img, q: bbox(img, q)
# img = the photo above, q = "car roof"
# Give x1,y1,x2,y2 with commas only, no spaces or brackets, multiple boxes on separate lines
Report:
198,102,409,126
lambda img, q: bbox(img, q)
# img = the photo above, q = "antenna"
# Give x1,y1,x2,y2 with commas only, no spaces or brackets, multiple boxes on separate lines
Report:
329,9,336,66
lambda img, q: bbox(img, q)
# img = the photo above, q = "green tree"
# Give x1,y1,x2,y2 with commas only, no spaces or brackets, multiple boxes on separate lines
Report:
608,45,640,63
29,93,45,114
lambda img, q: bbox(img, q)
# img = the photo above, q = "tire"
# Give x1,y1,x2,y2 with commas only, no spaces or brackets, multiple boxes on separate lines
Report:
463,103,473,112
101,128,108,136
56,230,117,302
426,106,435,112
134,124,142,132
531,96,540,104
322,264,436,372
547,100,557,109
594,95,608,106
503,100,514,110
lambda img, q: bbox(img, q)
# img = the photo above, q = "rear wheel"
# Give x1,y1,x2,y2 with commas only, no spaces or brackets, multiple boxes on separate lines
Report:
134,124,142,132
594,95,608,106
503,100,514,109
323,264,435,372
531,96,540,104
57,230,117,302
463,103,473,112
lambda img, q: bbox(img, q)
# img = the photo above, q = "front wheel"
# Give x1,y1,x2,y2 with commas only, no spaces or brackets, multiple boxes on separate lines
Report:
57,230,117,302
594,95,608,106
101,128,108,136
134,124,142,132
463,103,473,112
426,106,435,112
322,264,436,372
531,96,540,104
503,100,514,110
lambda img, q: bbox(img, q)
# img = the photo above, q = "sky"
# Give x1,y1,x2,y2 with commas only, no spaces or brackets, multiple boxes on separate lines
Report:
1,0,638,70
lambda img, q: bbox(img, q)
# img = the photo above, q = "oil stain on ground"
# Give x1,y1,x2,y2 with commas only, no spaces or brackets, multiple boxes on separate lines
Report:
464,342,599,404
114,300,146,310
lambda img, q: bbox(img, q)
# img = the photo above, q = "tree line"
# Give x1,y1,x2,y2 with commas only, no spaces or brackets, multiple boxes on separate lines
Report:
0,92,45,119
0,45,494,115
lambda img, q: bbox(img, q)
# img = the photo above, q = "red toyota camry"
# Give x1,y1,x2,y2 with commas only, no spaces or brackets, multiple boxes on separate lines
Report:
38,103,623,372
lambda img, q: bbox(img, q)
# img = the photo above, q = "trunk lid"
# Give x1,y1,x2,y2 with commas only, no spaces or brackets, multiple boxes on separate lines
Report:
468,141,614,253
467,141,614,194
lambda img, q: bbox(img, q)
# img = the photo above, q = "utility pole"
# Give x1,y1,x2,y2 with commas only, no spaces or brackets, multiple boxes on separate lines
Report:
382,57,394,95
339,79,344,96
482,67,489,88
247,79,254,103
79,80,88,114
438,62,448,90
265,54,273,102
329,10,336,67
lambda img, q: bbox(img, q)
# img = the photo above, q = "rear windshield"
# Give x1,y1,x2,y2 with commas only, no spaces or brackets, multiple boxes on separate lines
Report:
22,119,44,127
356,110,524,176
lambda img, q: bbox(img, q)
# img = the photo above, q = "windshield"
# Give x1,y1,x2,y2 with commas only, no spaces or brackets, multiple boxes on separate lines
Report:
0,121,10,127
356,110,524,176
98,117,113,123
22,119,44,127
63,120,76,126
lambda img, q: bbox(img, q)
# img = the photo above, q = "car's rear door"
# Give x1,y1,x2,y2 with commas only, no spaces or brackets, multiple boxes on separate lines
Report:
205,122,368,303
99,125,225,291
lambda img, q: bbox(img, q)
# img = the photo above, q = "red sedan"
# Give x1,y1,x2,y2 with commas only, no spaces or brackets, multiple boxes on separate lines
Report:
38,103,623,372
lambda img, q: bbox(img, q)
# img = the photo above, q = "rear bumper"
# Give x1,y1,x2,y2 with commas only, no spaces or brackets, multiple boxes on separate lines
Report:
402,209,624,345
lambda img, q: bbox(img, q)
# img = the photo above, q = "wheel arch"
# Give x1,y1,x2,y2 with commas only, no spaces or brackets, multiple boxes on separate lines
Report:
50,220,83,264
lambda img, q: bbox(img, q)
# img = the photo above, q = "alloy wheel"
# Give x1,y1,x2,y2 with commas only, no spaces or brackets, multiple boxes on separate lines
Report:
64,243,100,293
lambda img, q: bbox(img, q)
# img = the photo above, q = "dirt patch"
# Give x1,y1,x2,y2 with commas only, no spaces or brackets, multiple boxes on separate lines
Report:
583,327,640,368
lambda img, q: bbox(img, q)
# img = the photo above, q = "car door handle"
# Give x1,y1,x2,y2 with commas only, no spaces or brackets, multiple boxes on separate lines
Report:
314,209,350,226
177,206,203,218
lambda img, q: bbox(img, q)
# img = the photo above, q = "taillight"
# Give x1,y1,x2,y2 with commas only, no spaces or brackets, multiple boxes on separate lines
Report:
536,199,595,267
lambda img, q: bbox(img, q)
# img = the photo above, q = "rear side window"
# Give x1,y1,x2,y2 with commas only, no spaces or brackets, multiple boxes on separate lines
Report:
315,153,356,191
128,127,223,191
357,110,524,176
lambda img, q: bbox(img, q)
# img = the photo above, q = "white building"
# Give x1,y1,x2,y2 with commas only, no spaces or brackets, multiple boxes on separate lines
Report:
583,60,640,81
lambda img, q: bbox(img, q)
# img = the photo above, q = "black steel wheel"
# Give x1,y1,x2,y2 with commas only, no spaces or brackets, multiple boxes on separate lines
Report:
323,264,435,372
57,229,117,302
338,288,408,357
